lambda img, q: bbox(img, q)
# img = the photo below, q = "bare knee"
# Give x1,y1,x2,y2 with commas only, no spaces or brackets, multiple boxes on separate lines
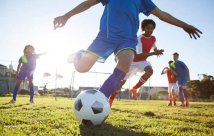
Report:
75,66,90,73
74,53,98,73
116,49,135,73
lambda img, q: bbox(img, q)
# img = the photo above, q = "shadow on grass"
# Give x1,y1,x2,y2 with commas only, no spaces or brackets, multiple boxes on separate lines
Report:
111,108,156,117
79,123,150,136
0,103,30,109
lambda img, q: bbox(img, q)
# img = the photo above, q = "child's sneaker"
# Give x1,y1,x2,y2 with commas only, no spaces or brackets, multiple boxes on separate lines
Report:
131,88,137,100
9,99,16,104
67,50,85,64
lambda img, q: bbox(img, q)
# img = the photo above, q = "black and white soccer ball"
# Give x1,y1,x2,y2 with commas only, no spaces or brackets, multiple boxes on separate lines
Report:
73,89,110,126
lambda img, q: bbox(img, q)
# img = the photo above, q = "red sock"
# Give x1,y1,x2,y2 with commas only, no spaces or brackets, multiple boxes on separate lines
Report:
133,75,148,89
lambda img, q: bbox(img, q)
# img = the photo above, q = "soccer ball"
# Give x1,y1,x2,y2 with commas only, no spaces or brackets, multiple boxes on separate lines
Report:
73,89,110,126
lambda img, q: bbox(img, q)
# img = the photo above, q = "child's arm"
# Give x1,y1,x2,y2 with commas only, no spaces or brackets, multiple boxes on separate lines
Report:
54,0,100,29
151,8,202,39
136,49,164,58
169,68,177,76
37,52,47,57
161,67,168,75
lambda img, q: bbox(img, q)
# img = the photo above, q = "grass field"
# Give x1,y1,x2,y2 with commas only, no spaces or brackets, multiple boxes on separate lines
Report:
0,97,214,136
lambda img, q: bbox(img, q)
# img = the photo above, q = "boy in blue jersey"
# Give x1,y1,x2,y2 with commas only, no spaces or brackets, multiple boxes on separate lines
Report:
53,0,202,100
9,45,45,104
173,52,190,107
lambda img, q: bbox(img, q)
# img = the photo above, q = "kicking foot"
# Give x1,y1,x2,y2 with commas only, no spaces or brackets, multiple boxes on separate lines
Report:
9,99,16,104
131,88,137,100
67,50,85,64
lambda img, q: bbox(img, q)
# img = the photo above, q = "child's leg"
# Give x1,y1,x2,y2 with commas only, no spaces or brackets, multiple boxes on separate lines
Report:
108,80,126,106
183,87,189,107
168,92,172,105
168,84,172,105
172,89,176,105
99,49,134,98
179,86,185,106
131,66,153,99
74,51,98,73
12,80,22,101
132,66,153,90
29,80,34,101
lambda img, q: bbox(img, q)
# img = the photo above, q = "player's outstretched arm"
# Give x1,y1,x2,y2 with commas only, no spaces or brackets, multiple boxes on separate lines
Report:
151,8,202,39
161,67,168,75
54,0,100,30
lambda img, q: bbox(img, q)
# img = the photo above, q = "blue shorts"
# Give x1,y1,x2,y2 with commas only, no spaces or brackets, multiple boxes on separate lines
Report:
177,78,188,87
17,69,34,80
87,33,137,62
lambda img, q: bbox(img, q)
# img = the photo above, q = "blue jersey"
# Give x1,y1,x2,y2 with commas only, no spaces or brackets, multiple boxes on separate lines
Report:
99,0,157,42
19,54,39,72
174,60,188,79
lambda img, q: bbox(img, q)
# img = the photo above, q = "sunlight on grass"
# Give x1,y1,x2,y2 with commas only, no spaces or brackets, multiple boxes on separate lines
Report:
0,97,214,135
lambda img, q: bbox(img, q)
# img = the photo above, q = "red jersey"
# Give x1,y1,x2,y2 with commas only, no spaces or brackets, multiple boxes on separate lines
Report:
167,69,177,83
133,35,156,62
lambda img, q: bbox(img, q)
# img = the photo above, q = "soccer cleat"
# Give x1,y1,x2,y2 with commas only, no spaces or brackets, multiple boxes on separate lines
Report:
173,102,176,106
131,88,137,100
67,50,85,64
108,92,118,107
9,99,16,104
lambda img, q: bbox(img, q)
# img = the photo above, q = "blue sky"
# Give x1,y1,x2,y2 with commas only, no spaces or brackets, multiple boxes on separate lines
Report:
0,0,213,89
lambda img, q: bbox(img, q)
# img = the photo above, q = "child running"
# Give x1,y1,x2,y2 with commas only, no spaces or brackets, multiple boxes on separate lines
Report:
173,52,190,107
53,0,202,104
9,45,45,103
161,60,178,106
109,19,164,105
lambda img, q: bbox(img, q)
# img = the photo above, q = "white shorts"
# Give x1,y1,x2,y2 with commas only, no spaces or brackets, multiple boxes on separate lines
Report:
124,61,151,80
168,83,178,93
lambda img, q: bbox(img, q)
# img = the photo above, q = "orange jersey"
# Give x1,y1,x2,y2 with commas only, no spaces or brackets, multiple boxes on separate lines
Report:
133,35,156,62
167,70,177,83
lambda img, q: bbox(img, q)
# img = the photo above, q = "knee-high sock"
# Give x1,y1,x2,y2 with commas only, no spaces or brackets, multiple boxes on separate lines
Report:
12,86,19,101
133,75,148,89
29,85,34,100
99,68,126,98
179,88,185,102
183,88,189,100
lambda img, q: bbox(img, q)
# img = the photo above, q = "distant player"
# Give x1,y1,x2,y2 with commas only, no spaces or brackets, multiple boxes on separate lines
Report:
161,60,178,106
173,52,190,107
109,19,164,105
9,45,45,103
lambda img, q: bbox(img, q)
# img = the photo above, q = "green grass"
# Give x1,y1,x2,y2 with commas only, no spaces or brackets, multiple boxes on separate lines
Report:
0,97,214,136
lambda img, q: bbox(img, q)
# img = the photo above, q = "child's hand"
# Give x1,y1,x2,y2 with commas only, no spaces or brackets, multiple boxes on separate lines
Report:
53,15,68,30
183,25,202,39
154,49,164,56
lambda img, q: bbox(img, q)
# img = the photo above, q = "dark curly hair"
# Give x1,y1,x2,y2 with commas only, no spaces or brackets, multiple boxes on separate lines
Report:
141,19,156,31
